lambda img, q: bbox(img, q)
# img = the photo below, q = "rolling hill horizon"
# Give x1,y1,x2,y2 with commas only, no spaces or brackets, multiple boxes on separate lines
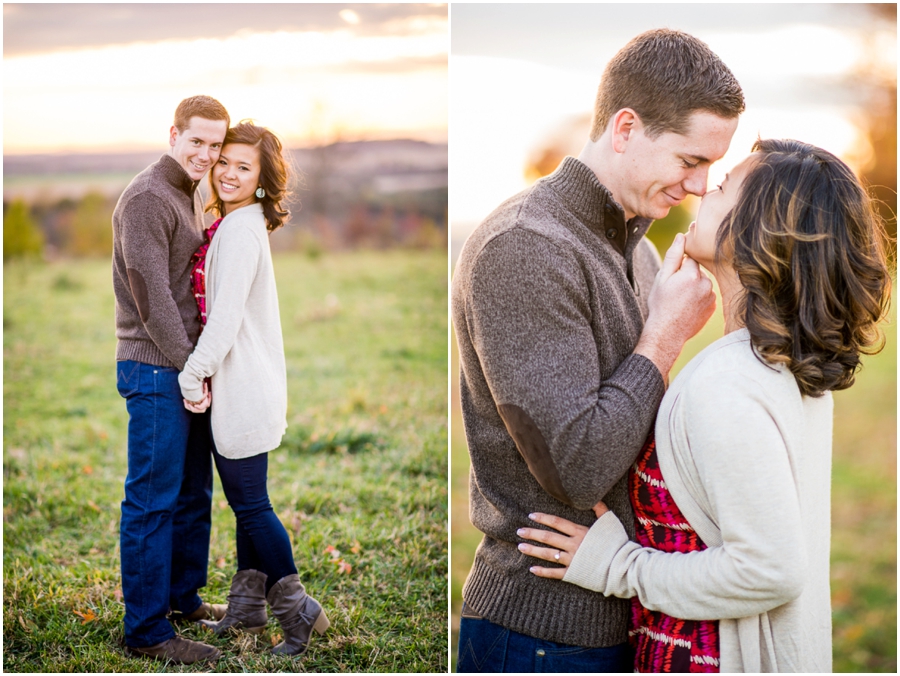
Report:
4,138,448,202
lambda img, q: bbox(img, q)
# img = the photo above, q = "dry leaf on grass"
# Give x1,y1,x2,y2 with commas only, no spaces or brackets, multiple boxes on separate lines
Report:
74,609,97,624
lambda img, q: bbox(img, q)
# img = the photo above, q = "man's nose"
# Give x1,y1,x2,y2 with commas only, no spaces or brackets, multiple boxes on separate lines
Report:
197,146,210,162
684,167,709,197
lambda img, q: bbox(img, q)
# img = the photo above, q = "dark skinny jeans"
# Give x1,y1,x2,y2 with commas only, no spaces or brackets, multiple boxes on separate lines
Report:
211,437,297,594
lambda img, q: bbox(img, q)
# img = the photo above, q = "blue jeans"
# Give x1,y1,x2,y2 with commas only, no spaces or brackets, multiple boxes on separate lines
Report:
117,360,213,647
457,606,633,673
211,440,297,594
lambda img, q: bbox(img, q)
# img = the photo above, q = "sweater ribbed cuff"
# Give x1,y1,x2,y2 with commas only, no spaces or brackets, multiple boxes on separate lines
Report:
608,352,667,410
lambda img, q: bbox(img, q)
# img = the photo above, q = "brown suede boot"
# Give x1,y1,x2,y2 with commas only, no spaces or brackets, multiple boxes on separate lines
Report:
200,569,268,635
180,601,227,622
125,635,221,664
266,574,330,655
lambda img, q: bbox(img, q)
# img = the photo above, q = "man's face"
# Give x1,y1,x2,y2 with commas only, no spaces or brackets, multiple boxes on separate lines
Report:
169,116,228,182
617,110,738,221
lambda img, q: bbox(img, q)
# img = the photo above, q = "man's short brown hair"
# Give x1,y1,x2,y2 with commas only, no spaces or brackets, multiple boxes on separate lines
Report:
173,95,230,132
591,29,744,141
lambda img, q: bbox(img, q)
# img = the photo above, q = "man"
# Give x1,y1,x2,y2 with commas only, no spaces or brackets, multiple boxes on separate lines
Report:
452,30,744,672
112,95,229,664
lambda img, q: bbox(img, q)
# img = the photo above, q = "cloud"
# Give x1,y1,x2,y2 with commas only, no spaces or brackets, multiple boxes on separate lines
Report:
450,4,874,71
3,3,447,57
321,54,447,75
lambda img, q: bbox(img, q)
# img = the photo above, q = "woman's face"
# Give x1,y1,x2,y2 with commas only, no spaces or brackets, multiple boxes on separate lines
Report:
212,143,262,213
685,153,758,269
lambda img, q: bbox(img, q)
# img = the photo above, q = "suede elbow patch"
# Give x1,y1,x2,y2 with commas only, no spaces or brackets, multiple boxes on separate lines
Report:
127,268,150,322
497,403,570,504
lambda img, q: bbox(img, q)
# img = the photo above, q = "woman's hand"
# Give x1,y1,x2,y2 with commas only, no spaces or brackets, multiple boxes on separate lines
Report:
518,501,609,579
183,381,211,413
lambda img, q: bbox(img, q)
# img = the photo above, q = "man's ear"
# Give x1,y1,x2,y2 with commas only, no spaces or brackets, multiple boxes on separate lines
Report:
610,109,640,154
169,125,179,148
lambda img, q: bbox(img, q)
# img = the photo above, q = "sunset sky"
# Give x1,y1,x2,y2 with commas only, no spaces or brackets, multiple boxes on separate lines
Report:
450,4,895,232
3,3,448,154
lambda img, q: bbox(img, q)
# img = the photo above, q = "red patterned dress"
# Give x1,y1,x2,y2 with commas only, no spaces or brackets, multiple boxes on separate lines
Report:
189,218,222,395
629,433,720,673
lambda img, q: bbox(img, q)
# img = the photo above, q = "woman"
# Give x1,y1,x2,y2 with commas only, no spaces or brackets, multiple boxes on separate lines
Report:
178,121,329,656
517,139,891,672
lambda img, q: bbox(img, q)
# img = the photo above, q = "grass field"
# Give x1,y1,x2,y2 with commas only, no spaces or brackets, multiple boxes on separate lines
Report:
450,284,897,672
3,249,448,673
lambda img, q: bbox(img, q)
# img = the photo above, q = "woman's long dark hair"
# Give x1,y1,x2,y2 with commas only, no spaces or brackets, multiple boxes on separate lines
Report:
716,138,892,397
206,121,291,232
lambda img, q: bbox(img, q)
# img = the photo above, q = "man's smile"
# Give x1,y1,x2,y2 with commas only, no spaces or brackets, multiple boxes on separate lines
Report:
661,190,683,206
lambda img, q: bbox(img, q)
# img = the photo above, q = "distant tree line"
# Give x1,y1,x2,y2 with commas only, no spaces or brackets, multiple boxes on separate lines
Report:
3,199,45,260
3,185,447,261
3,192,114,260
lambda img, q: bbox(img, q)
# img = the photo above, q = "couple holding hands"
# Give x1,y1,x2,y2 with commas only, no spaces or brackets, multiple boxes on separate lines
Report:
112,96,326,664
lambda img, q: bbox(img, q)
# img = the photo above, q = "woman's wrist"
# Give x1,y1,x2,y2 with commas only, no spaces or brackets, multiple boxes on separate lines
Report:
562,511,629,593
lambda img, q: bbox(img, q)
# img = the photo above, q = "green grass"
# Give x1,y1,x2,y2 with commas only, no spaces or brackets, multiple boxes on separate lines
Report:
450,284,897,673
3,249,448,673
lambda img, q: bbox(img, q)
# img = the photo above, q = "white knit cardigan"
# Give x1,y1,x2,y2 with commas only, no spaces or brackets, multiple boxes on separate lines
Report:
179,203,288,458
564,329,834,672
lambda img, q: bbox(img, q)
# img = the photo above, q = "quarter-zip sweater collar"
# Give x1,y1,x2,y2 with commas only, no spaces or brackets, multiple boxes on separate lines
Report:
158,153,200,206
543,156,653,260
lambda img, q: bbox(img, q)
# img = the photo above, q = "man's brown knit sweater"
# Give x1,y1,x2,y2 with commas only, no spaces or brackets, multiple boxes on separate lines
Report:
451,156,666,647
112,154,205,370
